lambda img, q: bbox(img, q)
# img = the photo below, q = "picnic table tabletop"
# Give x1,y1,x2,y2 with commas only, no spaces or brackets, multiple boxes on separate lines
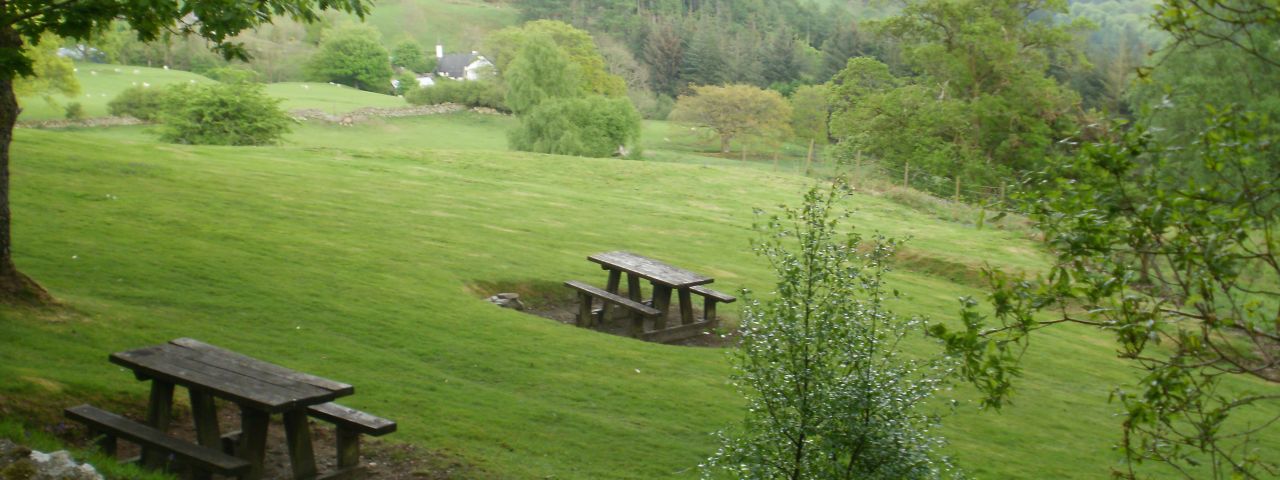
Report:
588,251,713,288
109,338,351,413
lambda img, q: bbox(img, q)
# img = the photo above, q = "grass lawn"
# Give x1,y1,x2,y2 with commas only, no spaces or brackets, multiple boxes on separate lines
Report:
17,64,212,121
264,82,407,113
3,123,1275,478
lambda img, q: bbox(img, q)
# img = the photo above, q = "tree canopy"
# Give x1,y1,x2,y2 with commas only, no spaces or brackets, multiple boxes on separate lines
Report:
306,26,393,93
670,84,792,154
486,20,626,97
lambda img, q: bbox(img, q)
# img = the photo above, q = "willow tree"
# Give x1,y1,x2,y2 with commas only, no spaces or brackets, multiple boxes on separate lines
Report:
0,0,369,303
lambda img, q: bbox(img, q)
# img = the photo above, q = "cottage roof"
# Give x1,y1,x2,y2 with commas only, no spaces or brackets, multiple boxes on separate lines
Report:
435,53,479,78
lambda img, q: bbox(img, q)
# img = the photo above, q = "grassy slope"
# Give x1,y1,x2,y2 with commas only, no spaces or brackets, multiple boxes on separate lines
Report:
263,82,406,112
17,64,212,121
17,66,407,122
4,123,1275,478
360,0,519,53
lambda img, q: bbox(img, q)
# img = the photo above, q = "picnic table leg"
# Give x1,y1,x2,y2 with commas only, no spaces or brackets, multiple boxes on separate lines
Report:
651,284,672,330
678,288,695,325
189,391,221,449
597,269,622,324
141,381,174,468
576,292,594,328
283,410,319,480
703,296,718,327
627,274,644,336
238,407,270,480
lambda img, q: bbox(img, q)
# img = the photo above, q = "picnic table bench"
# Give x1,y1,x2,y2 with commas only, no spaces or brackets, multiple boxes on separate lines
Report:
567,251,736,342
65,338,395,480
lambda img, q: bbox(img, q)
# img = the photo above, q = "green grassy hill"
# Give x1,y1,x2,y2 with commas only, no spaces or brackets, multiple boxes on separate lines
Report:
17,65,407,122
17,64,213,121
3,122,1275,479
362,0,518,53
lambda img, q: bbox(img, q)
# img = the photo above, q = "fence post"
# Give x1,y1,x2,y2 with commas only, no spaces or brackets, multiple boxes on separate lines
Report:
955,176,961,202
805,138,815,175
903,162,910,188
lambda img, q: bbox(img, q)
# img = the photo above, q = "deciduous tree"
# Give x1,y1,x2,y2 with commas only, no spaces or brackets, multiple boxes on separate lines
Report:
508,95,640,158
486,20,625,97
0,0,368,303
931,2,1280,478
390,39,434,74
503,35,581,115
306,26,392,93
670,84,792,154
703,180,954,480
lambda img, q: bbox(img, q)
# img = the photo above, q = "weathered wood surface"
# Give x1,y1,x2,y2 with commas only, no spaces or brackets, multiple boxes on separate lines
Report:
588,251,713,288
171,338,353,394
690,286,736,326
307,402,398,436
64,404,251,477
690,286,736,303
308,402,398,473
641,321,716,343
564,281,661,316
110,340,347,413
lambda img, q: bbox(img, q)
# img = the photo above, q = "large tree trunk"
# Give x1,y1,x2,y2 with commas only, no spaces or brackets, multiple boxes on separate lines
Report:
0,28,53,305
720,135,731,154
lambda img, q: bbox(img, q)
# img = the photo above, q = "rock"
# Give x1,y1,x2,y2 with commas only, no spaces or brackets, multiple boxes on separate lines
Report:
0,448,103,480
487,293,525,311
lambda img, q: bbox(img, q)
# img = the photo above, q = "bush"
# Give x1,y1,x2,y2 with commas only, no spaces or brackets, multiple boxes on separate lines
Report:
107,86,168,121
63,102,84,120
205,67,260,84
158,83,292,146
508,95,640,158
405,80,507,111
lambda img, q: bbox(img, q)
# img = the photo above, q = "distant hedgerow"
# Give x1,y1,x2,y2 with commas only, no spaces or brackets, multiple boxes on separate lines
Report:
405,80,507,112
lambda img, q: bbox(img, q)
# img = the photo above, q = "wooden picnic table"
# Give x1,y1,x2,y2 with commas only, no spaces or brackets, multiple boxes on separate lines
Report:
110,338,352,480
588,251,714,330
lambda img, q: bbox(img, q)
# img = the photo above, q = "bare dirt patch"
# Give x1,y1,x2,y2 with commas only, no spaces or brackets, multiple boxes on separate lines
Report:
5,395,483,480
470,280,739,348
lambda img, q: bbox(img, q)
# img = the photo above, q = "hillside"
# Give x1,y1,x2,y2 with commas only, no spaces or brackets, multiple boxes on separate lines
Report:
3,121,1274,478
16,65,410,122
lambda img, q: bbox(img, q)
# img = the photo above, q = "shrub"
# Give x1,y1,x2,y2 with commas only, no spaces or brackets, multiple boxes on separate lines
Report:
107,86,168,121
158,83,292,146
63,102,84,120
703,181,956,480
405,80,507,111
508,95,640,158
204,67,260,84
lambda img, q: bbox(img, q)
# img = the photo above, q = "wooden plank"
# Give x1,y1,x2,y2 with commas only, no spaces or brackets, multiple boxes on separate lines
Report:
64,405,250,476
690,285,737,303
678,288,694,325
599,270,622,324
239,408,270,480
651,284,672,330
642,321,715,343
189,391,221,450
307,402,397,436
142,381,174,468
564,281,660,316
588,251,713,288
335,427,361,470
284,410,318,480
576,292,593,328
169,338,353,395
111,346,338,412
